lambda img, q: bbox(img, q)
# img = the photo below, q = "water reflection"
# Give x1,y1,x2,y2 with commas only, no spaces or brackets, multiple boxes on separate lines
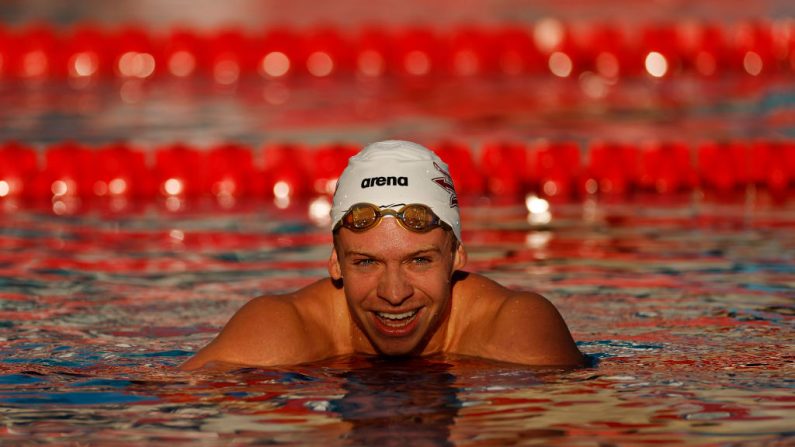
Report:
1,200,794,445
331,357,461,447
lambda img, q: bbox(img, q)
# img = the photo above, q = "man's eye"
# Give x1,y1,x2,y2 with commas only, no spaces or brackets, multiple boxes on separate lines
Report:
412,257,432,265
353,258,375,266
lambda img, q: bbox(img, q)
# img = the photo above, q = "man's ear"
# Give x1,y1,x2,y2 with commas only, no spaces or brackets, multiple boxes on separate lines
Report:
328,247,342,280
453,241,467,271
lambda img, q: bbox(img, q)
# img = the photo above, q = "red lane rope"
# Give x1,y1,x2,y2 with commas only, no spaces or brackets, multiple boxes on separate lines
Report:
0,21,794,81
1,140,793,202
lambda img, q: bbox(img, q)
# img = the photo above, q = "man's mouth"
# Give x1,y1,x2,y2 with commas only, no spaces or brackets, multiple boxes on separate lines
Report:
375,309,419,327
371,308,422,336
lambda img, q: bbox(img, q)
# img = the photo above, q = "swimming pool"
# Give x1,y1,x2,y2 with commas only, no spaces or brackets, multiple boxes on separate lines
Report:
1,12,795,446
0,193,792,445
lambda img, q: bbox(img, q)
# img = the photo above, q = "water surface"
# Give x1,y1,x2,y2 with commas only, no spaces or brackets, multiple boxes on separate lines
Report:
0,196,792,445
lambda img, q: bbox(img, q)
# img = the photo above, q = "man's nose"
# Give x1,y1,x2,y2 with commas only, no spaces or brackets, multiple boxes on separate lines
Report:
377,264,413,305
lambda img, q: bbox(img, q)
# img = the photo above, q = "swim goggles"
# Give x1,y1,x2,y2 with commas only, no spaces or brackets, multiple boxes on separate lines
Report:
333,203,453,234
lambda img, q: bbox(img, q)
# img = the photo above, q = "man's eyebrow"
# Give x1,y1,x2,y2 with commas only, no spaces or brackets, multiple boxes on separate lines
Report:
345,250,376,258
405,247,442,257
344,247,441,258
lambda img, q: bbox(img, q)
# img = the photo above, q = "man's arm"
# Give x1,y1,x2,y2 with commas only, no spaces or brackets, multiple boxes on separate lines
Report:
482,290,585,367
180,293,334,371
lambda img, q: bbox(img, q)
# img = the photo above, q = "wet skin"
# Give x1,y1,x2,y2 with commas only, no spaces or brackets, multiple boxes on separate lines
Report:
327,217,466,357
181,218,584,370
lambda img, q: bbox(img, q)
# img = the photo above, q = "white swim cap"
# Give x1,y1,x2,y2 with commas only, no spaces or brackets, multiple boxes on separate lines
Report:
331,140,461,241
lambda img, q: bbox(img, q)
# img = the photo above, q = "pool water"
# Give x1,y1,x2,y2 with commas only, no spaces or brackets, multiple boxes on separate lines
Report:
3,75,795,146
2,15,795,444
0,194,792,445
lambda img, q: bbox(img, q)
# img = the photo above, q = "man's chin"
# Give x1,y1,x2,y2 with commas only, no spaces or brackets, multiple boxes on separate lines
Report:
356,313,435,356
370,338,424,357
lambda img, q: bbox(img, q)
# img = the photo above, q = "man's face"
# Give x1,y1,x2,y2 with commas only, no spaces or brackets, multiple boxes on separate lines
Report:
329,218,466,356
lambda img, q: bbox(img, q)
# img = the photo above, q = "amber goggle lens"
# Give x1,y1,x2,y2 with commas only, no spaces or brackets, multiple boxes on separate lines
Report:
336,203,449,233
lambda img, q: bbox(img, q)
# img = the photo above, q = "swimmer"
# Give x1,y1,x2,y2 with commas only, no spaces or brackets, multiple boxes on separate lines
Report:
181,140,584,370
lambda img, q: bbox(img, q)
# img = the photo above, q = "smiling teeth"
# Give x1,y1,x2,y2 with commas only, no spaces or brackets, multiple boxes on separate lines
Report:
376,310,418,320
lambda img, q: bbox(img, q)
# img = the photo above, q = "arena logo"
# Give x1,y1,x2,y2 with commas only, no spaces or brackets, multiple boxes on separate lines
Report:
360,176,409,188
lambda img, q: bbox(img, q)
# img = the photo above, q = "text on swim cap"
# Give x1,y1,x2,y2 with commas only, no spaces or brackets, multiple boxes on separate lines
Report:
360,176,409,188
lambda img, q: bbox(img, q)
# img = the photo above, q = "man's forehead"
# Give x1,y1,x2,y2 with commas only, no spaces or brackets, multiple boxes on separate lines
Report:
341,234,446,253
336,224,451,256
345,241,441,255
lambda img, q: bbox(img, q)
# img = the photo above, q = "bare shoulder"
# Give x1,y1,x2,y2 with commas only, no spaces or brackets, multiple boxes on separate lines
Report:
453,273,584,367
180,279,344,370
